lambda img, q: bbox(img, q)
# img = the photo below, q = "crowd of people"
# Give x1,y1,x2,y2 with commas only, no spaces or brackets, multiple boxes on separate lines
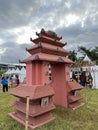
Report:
72,71,93,88
0,74,20,92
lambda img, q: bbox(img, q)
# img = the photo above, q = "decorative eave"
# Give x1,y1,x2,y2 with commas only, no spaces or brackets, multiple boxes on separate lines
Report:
26,43,42,51
80,61,96,67
26,42,68,56
30,36,66,47
36,28,62,41
67,80,84,92
71,60,96,68
21,53,74,64
10,85,55,100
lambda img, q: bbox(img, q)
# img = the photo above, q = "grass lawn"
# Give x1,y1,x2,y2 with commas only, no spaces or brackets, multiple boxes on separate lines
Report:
0,87,98,130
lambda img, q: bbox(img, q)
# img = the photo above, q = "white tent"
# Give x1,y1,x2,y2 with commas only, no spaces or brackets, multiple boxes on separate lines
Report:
5,69,12,74
10,68,16,74
71,55,98,89
82,56,98,88
90,65,98,89
76,65,98,89
5,68,16,74
4,67,26,83
83,55,91,62
15,68,20,74
19,67,26,83
20,67,26,75
14,67,26,83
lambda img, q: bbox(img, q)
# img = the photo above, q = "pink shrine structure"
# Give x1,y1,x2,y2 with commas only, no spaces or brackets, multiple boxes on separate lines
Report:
9,29,84,129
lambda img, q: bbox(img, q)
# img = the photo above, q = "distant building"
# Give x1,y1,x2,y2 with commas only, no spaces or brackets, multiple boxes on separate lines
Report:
0,63,26,72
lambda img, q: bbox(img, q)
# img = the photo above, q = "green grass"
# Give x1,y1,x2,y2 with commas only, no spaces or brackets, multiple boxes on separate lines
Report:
0,87,98,130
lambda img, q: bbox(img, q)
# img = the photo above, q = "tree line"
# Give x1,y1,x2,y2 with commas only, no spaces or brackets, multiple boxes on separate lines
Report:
68,46,98,65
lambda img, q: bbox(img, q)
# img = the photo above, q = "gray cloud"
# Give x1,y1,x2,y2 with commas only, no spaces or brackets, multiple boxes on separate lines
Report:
0,42,32,63
0,0,98,63
0,0,41,30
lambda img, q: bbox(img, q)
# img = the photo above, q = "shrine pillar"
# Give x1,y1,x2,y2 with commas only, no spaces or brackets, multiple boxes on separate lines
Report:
51,63,68,108
26,62,35,86
65,64,70,81
26,61,49,86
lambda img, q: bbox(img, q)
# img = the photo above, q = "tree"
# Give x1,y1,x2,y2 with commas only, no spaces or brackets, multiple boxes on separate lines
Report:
78,46,98,65
68,50,77,62
0,70,4,76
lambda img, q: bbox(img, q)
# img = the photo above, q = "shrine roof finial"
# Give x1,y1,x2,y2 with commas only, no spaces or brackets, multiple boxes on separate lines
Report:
30,37,33,42
41,28,45,32
40,28,62,40
64,42,67,46
48,30,57,37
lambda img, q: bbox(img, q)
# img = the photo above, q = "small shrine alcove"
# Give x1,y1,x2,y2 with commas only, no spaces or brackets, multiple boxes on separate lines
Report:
9,29,84,129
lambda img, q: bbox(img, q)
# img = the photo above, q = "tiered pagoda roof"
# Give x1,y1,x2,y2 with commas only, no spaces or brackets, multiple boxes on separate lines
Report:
66,80,84,92
10,84,54,100
22,28,73,64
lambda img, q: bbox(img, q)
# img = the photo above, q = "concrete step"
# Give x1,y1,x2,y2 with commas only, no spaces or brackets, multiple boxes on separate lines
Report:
69,101,85,110
68,95,84,103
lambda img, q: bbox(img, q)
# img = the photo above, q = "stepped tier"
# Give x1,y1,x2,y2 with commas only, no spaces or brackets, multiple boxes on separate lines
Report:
9,111,55,129
67,80,84,92
31,35,66,47
67,80,84,110
10,84,54,99
38,28,62,41
12,100,55,117
26,42,68,56
9,83,55,129
21,53,73,64
68,101,85,110
68,95,84,103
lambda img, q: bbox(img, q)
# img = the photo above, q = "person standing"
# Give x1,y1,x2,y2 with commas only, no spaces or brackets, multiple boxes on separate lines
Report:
80,72,86,87
1,77,8,92
15,75,20,87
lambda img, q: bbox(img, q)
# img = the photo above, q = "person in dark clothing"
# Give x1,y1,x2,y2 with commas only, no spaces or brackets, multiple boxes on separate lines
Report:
15,75,20,87
80,72,86,86
85,72,93,88
72,72,76,81
1,77,8,92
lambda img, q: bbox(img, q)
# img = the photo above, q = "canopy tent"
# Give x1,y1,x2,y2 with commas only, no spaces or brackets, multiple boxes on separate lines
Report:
4,67,26,83
90,65,98,89
83,55,91,62
81,55,95,67
71,55,98,88
5,68,17,75
18,67,26,83
71,55,95,68
5,69,12,74
81,55,98,88
81,65,98,88
20,67,26,75
15,68,20,74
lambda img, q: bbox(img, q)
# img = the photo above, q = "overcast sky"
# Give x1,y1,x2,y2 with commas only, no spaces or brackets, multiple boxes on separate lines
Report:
0,0,98,63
